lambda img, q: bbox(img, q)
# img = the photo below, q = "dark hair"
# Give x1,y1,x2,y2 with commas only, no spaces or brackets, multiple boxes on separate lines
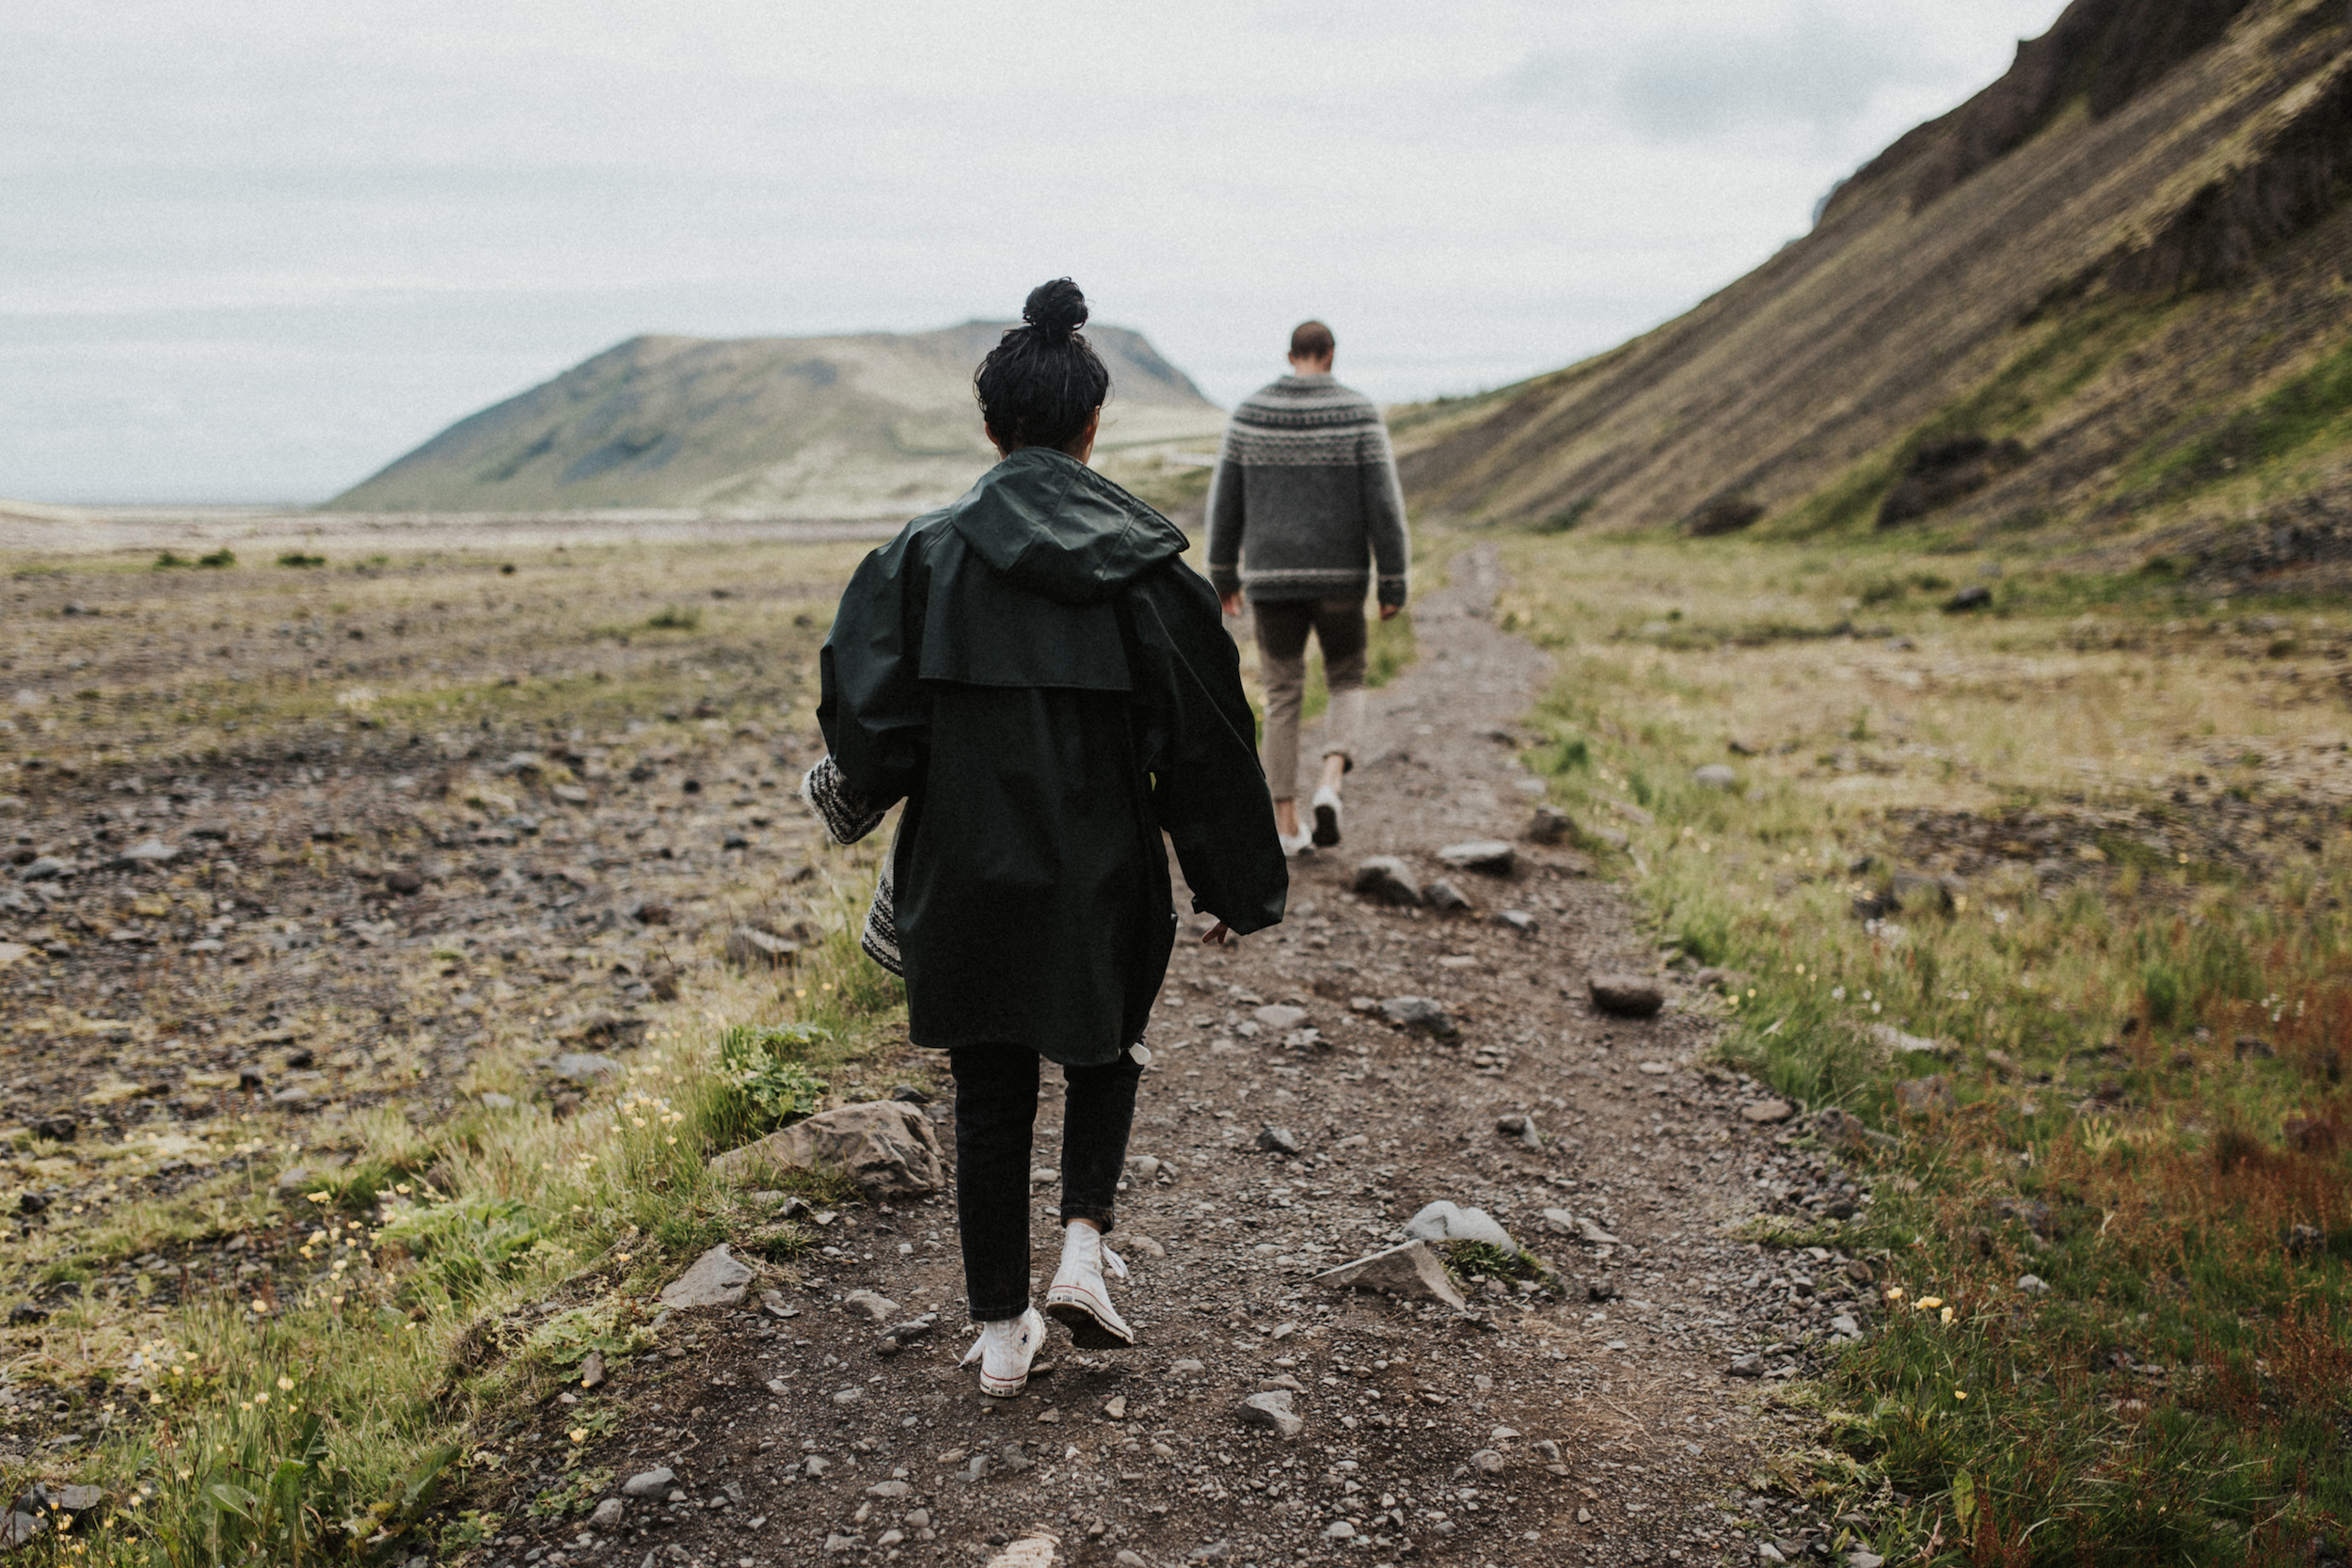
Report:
1289,320,1335,361
974,278,1111,452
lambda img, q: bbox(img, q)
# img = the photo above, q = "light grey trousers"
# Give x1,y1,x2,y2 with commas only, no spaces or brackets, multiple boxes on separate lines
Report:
1253,597,1369,801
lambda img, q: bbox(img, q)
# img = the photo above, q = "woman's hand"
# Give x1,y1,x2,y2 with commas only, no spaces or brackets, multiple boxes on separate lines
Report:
1200,922,1232,946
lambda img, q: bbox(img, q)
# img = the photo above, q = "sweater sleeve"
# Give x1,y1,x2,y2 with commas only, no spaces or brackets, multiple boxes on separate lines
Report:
1360,420,1410,609
1203,421,1246,601
816,531,930,811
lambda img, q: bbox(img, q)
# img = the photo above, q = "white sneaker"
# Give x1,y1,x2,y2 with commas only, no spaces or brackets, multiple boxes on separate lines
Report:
1043,1223,1135,1349
1278,828,1314,857
1311,785,1343,847
959,1307,1048,1398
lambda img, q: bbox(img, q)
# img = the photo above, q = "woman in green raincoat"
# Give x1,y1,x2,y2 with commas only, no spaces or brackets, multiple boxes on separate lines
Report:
803,278,1286,1396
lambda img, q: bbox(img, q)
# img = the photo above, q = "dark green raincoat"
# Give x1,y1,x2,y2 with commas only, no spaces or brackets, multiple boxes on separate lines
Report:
818,447,1287,1066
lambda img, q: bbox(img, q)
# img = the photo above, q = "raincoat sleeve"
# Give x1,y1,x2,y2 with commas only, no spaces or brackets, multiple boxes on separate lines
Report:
1123,562,1287,936
817,529,931,813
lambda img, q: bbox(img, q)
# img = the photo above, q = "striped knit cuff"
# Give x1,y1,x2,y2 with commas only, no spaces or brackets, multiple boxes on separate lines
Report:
1377,575,1408,610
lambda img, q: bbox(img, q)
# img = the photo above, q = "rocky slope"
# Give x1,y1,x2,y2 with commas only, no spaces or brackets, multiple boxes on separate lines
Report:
327,324,1224,520
1395,0,2352,569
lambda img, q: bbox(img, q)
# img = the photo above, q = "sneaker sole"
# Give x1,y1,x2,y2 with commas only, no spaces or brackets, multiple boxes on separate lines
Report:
1044,1292,1136,1350
977,1370,1029,1398
1311,801,1341,847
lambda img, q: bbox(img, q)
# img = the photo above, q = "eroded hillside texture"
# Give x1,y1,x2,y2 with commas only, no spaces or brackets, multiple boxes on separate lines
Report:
1396,0,2352,581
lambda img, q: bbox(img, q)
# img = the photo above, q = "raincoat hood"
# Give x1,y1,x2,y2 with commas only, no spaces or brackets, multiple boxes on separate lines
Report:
946,447,1188,607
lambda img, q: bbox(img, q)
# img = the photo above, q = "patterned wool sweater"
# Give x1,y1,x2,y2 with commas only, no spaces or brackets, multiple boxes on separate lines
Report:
1204,372,1410,608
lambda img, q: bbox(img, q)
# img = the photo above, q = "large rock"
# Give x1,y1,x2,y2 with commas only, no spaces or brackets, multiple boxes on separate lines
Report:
1436,840,1516,875
660,1245,752,1308
708,1101,946,1197
1352,857,1423,906
1311,1240,1467,1309
1402,1200,1517,1251
1240,1390,1305,1440
1588,974,1665,1017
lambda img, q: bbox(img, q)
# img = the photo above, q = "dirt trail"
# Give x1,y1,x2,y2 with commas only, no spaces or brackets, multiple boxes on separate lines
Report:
556,548,1881,1568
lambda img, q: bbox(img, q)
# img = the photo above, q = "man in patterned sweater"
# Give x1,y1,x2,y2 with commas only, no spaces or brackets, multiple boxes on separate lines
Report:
1205,320,1411,855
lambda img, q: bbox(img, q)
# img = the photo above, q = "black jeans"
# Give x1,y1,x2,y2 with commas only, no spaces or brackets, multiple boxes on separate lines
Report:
948,1043,1141,1323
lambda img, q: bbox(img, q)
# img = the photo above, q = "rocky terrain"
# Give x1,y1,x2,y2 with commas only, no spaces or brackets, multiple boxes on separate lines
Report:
437,550,1899,1568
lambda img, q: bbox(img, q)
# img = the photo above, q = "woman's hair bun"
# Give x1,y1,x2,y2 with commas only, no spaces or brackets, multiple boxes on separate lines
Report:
1023,277,1089,343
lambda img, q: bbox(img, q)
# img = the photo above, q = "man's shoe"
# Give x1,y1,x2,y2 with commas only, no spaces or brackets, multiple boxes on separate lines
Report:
959,1307,1048,1397
1311,785,1343,847
1043,1223,1136,1349
1279,828,1315,857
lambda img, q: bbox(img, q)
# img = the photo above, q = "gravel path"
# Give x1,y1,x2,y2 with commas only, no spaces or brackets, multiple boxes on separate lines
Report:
542,548,1886,1568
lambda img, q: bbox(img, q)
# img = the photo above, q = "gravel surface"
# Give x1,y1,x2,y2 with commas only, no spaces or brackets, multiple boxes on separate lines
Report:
481,548,1886,1568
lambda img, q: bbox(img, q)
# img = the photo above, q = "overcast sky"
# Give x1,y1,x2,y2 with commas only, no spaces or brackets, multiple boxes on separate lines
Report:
3,0,2069,503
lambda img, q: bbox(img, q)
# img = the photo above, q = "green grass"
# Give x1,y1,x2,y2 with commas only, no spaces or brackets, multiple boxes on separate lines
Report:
1497,530,2352,1562
2128,335,2352,503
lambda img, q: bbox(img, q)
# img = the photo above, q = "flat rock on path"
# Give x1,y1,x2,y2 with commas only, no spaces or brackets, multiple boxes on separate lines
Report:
543,546,1870,1568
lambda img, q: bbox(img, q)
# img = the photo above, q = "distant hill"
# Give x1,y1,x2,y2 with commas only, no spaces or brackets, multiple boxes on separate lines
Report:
326,323,1225,518
1396,0,2352,577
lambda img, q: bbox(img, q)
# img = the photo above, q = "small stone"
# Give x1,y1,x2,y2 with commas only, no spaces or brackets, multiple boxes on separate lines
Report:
117,838,181,865
832,1386,865,1406
659,1244,753,1309
1351,856,1423,907
1741,1099,1795,1124
1376,996,1457,1037
1869,1022,1951,1058
1255,1126,1302,1156
2017,1274,2051,1295
844,1290,901,1324
1104,1395,1127,1419
553,1053,625,1085
1829,1315,1861,1338
1726,1354,1764,1378
1311,1240,1469,1310
1691,764,1740,790
1469,1449,1505,1475
1846,1553,1888,1568
1403,1200,1517,1251
1894,1075,1957,1117
1757,1545,1789,1565
724,926,799,970
1588,974,1664,1017
1322,1520,1356,1540
1575,1216,1621,1246
1170,1358,1206,1374
1525,804,1570,845
864,1481,911,1499
1498,910,1537,935
1118,1553,1148,1568
1540,1208,1580,1236
589,1497,625,1529
822,1535,860,1555
1424,878,1472,911
1637,1059,1671,1075
580,1351,606,1388
1945,584,1993,612
882,1319,937,1343
620,1468,675,1498
1576,1507,1593,1525
384,868,425,895
18,856,72,882
1252,1004,1307,1030
1240,1390,1304,1440
1030,1166,1057,1185
2,1513,46,1548
1437,840,1516,874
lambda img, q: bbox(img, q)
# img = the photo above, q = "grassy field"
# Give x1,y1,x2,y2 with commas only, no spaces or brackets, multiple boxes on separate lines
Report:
0,536,923,1568
1489,527,2352,1562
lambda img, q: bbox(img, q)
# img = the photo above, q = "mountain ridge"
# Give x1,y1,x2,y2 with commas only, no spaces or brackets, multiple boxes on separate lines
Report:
1394,0,2352,572
326,321,1224,519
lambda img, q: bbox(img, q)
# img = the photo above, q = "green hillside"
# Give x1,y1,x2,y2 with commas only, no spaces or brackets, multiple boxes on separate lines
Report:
326,322,1225,519
1395,0,2352,581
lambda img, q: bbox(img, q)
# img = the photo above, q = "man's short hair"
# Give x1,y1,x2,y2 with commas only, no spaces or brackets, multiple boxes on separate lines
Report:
1289,321,1335,361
